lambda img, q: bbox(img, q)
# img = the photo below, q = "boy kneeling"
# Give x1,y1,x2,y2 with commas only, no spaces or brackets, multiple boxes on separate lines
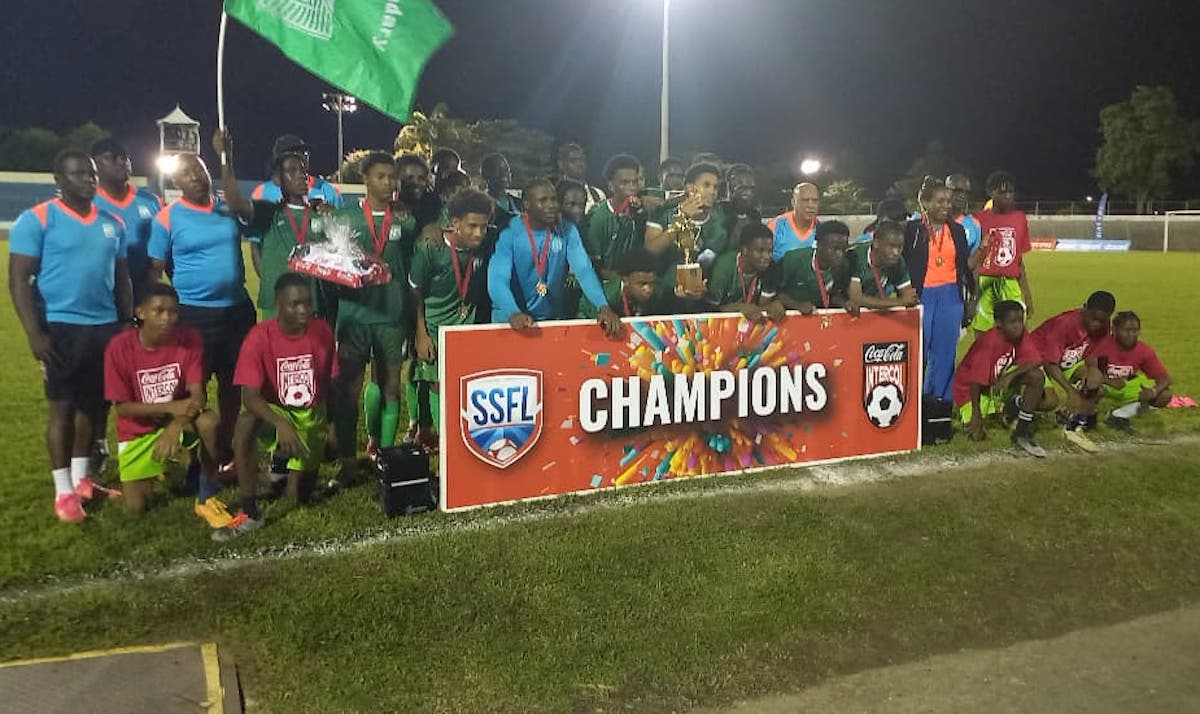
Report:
213,274,338,541
953,300,1059,457
103,284,231,525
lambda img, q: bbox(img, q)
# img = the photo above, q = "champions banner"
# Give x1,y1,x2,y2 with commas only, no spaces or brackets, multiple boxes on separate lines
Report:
438,309,922,511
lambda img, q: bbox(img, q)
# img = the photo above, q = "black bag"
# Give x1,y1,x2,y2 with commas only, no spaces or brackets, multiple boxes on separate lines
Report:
375,444,437,517
922,396,954,446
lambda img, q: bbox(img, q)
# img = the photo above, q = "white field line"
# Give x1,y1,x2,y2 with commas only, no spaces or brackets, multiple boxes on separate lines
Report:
1,434,1193,606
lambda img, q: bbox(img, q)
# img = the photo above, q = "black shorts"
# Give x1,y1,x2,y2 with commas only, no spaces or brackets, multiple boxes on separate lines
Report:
179,299,256,383
44,321,122,407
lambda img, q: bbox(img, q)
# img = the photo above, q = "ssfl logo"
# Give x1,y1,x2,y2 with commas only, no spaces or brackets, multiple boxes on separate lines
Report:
460,369,543,469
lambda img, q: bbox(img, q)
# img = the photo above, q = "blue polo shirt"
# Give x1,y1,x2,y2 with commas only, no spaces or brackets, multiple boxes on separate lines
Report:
488,214,607,322
9,199,127,325
957,213,982,253
769,211,818,262
94,184,162,298
147,197,248,308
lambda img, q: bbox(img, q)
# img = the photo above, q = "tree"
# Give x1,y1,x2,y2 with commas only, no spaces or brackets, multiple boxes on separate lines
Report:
821,180,871,215
1094,85,1199,214
0,122,112,171
887,140,971,211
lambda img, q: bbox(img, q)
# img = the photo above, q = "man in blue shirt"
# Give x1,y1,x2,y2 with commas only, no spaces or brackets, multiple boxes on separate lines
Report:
92,139,163,302
9,150,132,522
488,178,620,337
148,141,255,463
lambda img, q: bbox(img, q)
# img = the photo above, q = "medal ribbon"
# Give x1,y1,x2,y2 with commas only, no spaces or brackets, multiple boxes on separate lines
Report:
868,247,887,296
282,205,310,245
813,251,830,308
447,233,474,311
736,252,759,303
362,200,394,256
523,216,553,286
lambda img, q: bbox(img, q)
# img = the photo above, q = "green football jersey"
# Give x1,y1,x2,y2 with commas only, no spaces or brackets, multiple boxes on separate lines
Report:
705,250,779,307
330,204,412,326
246,200,326,314
585,200,643,275
848,244,912,298
410,233,486,336
779,247,850,308
647,203,730,272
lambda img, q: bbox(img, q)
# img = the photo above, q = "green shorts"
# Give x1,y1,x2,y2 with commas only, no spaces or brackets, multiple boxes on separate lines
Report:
1102,372,1156,406
260,404,327,472
957,365,1021,423
972,275,1024,332
118,428,200,482
1044,360,1087,393
337,321,407,367
412,356,439,384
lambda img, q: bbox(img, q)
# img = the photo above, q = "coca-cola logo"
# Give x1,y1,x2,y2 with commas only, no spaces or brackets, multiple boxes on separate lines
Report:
863,342,908,364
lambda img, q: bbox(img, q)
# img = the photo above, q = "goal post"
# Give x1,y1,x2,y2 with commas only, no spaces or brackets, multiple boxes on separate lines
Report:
1163,210,1200,253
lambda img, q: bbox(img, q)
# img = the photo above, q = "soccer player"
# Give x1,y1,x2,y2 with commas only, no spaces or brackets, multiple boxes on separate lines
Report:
705,222,784,323
846,220,919,310
777,220,852,315
92,139,163,302
658,158,686,196
578,247,669,319
410,189,493,437
397,153,440,237
1083,311,1173,433
557,179,589,232
767,182,821,261
214,274,338,541
328,153,411,471
720,163,762,246
148,136,256,465
481,152,522,227
10,150,132,521
239,149,330,319
586,154,647,279
104,284,230,524
488,178,621,337
557,142,606,215
249,134,343,208
973,171,1034,333
644,162,728,274
430,147,462,191
946,173,982,255
1030,291,1116,438
953,300,1056,456
903,181,975,401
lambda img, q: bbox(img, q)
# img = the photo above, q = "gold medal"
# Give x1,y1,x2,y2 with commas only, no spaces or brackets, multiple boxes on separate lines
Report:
935,257,945,267
458,304,470,320
535,280,549,297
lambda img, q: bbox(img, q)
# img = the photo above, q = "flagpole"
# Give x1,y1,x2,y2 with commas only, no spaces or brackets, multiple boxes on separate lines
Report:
216,9,228,163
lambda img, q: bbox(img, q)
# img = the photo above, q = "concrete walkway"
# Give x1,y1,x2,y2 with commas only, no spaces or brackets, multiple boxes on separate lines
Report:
704,606,1200,713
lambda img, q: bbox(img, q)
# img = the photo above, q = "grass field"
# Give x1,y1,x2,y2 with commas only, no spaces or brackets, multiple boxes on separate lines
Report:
2,248,1200,711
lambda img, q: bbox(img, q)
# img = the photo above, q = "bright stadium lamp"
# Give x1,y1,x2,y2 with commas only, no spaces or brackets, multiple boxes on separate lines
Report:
800,158,822,176
322,91,358,182
156,154,180,175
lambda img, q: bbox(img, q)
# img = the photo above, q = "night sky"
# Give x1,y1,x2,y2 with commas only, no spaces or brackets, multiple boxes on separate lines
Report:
3,0,1198,197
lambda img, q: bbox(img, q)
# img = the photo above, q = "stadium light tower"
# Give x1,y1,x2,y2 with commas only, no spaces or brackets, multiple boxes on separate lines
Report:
659,0,671,163
321,92,358,182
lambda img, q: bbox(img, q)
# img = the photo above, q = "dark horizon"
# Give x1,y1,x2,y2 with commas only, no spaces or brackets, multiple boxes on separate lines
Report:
2,0,1198,199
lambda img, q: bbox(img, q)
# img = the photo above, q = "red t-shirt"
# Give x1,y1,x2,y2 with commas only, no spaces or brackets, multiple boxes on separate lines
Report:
975,209,1031,278
951,327,1042,406
104,325,205,441
234,318,338,409
1030,309,1103,369
1088,335,1167,382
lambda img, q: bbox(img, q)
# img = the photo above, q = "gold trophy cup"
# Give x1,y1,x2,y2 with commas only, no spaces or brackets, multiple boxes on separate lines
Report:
668,209,705,295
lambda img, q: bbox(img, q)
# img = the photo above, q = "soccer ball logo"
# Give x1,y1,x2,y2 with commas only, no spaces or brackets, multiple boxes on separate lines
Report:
283,382,313,407
486,437,520,465
865,382,904,429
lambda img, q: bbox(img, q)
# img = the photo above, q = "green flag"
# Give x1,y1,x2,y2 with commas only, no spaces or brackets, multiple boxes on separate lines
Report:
224,0,452,122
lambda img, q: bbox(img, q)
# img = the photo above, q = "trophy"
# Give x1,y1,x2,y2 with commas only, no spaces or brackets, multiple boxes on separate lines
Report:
668,207,705,296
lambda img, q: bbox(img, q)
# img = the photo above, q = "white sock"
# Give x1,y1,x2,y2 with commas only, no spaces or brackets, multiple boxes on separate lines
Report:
70,457,91,487
1112,402,1140,419
52,468,73,496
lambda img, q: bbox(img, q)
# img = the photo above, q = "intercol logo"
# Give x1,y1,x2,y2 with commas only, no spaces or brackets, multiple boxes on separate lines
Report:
863,342,909,430
460,369,544,469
